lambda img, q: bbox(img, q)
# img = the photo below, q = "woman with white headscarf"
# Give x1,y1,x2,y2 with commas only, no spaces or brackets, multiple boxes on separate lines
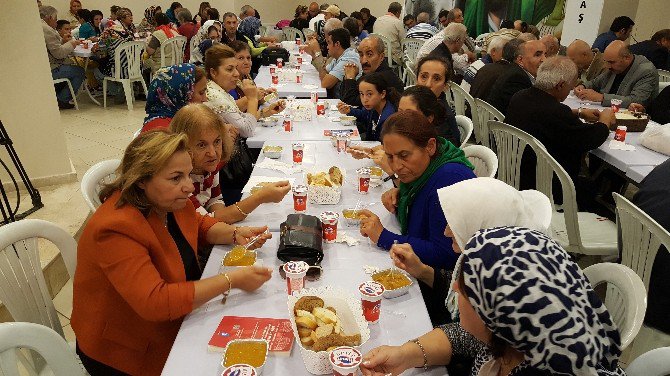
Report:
189,20,221,64
390,177,552,325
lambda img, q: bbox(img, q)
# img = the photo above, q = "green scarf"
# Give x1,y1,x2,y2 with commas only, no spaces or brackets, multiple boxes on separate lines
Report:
396,137,474,234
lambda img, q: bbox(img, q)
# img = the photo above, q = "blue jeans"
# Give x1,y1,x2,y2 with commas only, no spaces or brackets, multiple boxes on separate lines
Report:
51,64,85,102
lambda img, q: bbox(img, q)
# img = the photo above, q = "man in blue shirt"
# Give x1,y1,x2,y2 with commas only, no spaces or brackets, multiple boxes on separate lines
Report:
306,27,362,98
592,16,635,52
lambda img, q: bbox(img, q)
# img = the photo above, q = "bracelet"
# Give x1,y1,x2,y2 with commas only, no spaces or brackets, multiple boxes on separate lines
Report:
410,338,428,370
232,227,239,245
221,273,232,303
578,107,583,119
234,202,249,217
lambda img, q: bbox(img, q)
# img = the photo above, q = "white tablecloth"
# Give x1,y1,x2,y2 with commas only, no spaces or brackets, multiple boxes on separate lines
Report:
73,44,92,57
247,99,361,148
254,52,327,98
562,95,668,183
237,140,398,233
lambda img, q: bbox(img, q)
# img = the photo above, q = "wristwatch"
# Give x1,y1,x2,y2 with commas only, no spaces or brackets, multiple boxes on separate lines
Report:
314,51,321,58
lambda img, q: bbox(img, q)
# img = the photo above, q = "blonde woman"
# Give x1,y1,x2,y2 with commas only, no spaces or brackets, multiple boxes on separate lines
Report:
71,130,272,375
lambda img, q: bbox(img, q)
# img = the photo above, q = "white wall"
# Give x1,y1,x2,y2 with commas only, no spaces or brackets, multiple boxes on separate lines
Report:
632,0,670,41
0,1,75,185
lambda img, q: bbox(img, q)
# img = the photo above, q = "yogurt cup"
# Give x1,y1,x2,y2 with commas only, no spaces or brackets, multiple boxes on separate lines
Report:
359,281,384,323
329,346,362,376
283,261,309,295
320,211,339,243
292,143,304,164
357,168,370,194
292,185,307,212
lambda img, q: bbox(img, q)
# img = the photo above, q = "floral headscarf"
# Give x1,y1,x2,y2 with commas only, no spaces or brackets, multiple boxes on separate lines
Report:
144,64,198,124
238,16,261,42
460,226,624,376
144,6,159,25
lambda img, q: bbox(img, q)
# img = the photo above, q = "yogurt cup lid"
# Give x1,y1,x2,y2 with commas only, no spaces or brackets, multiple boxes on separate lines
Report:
292,185,308,194
357,167,371,175
292,142,304,148
221,364,257,376
329,346,362,368
359,281,385,297
320,211,339,221
283,260,309,274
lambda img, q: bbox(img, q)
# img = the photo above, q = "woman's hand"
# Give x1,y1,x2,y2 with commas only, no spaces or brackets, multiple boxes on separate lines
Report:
346,145,372,159
229,266,273,292
336,101,351,114
371,148,392,175
390,243,433,285
263,100,286,117
358,209,384,243
240,79,258,98
381,188,399,214
258,181,291,203
360,345,413,376
234,226,271,248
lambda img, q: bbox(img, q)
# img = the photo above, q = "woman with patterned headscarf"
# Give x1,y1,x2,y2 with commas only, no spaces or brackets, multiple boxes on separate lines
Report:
93,24,134,102
115,7,136,35
138,5,161,33
142,64,208,132
361,226,625,376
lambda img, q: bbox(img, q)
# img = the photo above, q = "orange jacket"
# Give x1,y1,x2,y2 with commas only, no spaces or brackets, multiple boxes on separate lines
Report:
71,191,219,375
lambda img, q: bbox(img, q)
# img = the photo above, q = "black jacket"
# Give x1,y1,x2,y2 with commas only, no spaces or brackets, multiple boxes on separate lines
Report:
339,60,405,106
469,60,510,100
363,16,376,33
486,62,532,115
630,40,670,70
646,85,670,124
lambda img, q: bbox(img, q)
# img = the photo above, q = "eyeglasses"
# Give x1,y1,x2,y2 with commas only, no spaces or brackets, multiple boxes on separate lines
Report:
278,263,323,281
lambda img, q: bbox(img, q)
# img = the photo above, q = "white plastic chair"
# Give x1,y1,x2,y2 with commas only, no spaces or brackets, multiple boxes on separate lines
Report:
103,41,148,111
463,145,498,178
159,35,187,68
401,38,424,64
0,219,77,338
448,81,476,118
52,78,79,110
282,27,303,43
81,159,121,212
0,322,86,376
474,98,504,147
582,263,646,350
259,25,268,37
488,120,618,257
658,69,670,83
455,115,473,147
626,347,670,376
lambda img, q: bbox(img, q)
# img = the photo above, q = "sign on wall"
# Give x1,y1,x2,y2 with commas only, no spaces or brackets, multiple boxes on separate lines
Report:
561,0,605,46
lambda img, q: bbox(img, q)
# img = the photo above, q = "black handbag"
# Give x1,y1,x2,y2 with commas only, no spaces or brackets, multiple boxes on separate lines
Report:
219,137,254,201
277,214,324,266
260,47,290,66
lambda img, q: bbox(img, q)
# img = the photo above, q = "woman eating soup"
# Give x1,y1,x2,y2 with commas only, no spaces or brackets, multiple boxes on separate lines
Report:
228,40,276,112
356,111,475,270
71,130,272,375
361,226,625,376
170,104,291,223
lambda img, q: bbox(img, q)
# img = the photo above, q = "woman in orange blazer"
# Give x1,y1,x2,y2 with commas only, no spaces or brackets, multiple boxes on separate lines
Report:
71,130,273,375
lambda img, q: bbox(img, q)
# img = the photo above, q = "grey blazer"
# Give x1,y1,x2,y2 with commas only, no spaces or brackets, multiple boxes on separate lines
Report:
583,55,659,107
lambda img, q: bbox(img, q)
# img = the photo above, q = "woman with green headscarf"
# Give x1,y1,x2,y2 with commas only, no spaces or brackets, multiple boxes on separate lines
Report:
358,110,475,270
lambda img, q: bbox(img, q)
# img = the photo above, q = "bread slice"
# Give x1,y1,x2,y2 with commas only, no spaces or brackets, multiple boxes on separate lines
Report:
315,323,334,338
313,307,338,325
295,315,318,330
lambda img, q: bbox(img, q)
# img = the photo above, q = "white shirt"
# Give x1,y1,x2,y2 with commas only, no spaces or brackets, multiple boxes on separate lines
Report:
309,14,325,32
372,14,405,64
415,29,445,68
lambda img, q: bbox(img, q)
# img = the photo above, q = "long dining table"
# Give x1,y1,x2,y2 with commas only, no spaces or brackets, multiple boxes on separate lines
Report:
254,46,327,99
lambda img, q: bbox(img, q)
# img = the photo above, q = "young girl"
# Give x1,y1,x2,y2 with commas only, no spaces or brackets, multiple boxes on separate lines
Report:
399,85,460,147
170,104,291,223
336,72,400,142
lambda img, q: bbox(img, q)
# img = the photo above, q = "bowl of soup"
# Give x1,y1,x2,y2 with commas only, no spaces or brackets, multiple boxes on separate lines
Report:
221,339,268,375
371,269,413,298
340,116,356,126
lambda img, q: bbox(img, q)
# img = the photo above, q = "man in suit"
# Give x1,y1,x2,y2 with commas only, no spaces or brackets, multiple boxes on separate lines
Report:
567,39,608,86
340,35,404,106
486,39,546,114
630,29,670,70
506,56,613,210
468,36,514,98
575,40,659,107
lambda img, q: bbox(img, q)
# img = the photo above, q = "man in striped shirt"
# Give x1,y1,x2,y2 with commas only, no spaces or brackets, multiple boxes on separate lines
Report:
405,12,438,40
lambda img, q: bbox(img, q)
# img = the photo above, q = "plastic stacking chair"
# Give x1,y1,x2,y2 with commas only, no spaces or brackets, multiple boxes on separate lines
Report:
582,263,646,350
462,145,498,178
103,41,148,111
259,25,268,37
488,120,618,257
160,35,187,68
401,38,424,64
473,98,504,147
455,115,473,147
81,159,121,211
282,27,303,43
52,78,79,110
0,322,86,376
626,347,670,376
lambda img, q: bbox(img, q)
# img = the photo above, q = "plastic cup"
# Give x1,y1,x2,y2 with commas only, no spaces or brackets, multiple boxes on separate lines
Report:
310,91,318,103
276,58,283,68
296,71,303,83
614,125,627,142
320,211,339,243
221,364,257,376
292,143,304,164
297,56,303,64
611,98,622,112
283,117,293,132
292,185,307,212
283,261,309,295
295,38,301,45
269,64,277,74
272,74,279,85
359,281,384,323
329,346,362,376
357,168,370,194
316,101,326,116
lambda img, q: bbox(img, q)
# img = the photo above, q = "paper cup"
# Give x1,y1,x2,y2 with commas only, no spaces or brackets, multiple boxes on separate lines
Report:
359,281,384,323
320,211,339,243
357,168,370,194
283,261,309,295
269,65,276,74
283,117,293,132
292,185,307,212
316,102,326,116
310,91,319,103
329,346,362,376
276,58,283,68
611,98,622,112
292,143,304,164
296,71,303,83
221,364,257,376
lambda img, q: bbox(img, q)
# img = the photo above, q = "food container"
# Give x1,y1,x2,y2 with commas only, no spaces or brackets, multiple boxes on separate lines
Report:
320,211,339,243
308,184,341,205
295,38,301,45
358,281,384,323
221,339,268,375
269,64,277,74
357,168,370,194
612,110,649,132
316,102,326,116
371,269,413,299
287,286,371,375
329,346,362,376
296,71,303,83
219,246,262,274
293,185,308,212
368,166,383,179
284,261,309,295
330,136,351,148
277,58,284,68
262,145,283,159
283,117,293,132
272,74,279,85
610,98,622,112
341,209,362,227
297,56,303,64
339,116,356,126
221,364,257,376
310,91,319,103
259,116,279,127
335,135,348,153
614,126,627,142
292,143,304,164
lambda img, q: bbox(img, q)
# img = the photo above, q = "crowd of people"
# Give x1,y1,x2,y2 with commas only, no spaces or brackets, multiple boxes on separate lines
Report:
34,0,670,375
